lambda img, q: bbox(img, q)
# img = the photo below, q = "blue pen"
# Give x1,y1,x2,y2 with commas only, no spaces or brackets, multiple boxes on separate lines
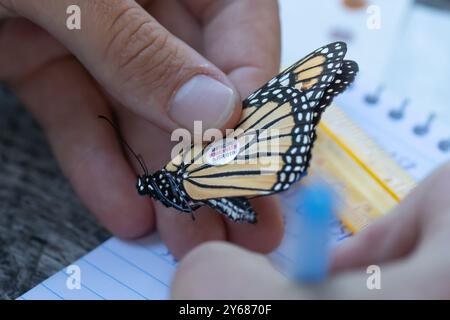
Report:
294,182,337,283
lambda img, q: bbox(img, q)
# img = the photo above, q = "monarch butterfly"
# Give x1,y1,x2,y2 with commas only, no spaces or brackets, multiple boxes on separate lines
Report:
103,42,358,224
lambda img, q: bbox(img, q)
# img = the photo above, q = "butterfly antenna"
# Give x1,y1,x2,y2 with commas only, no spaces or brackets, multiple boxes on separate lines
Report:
137,154,149,176
98,115,149,176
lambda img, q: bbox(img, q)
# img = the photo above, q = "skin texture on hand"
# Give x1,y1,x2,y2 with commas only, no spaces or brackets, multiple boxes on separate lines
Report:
172,163,450,299
0,0,284,258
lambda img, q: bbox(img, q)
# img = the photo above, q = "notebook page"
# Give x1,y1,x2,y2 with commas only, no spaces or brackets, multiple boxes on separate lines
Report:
19,196,350,300
20,234,175,300
336,78,450,181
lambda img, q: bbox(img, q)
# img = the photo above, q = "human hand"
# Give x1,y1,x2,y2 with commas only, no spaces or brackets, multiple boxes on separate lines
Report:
172,162,450,299
0,0,283,258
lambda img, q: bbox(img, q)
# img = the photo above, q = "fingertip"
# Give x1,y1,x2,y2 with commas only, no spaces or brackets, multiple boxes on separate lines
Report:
228,66,277,98
103,213,154,239
218,85,243,130
69,146,156,239
14,57,157,240
99,197,155,240
171,241,284,299
169,74,243,132
156,205,227,259
172,242,255,299
226,196,284,254
171,241,231,299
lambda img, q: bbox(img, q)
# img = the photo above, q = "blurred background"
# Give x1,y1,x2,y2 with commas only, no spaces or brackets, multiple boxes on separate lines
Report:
280,0,450,180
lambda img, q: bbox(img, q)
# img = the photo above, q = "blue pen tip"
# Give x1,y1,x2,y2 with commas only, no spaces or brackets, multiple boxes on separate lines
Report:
298,184,335,221
294,182,337,283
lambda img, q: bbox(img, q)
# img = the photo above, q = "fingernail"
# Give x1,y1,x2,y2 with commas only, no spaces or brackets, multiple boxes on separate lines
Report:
169,75,237,130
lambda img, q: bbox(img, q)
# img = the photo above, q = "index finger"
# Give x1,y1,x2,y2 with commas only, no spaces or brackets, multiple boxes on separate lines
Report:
183,0,281,97
181,0,283,252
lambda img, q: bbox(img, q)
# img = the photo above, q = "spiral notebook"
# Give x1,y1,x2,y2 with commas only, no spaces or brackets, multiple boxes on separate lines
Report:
336,78,450,181
280,0,450,176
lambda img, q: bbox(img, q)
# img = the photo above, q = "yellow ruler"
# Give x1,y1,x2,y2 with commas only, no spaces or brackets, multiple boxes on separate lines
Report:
308,106,417,233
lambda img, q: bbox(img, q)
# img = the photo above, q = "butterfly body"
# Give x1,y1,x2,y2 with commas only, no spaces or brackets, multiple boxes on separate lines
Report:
137,167,258,222
130,42,358,224
137,169,197,213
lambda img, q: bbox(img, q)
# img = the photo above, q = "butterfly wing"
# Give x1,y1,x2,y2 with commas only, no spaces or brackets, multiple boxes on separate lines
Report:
185,87,313,223
314,60,359,122
180,87,311,200
248,41,349,98
205,197,257,223
157,42,358,222
164,42,358,204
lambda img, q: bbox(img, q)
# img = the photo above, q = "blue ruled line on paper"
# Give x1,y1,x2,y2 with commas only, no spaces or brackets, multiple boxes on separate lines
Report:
41,283,64,300
21,284,61,300
18,204,350,300
48,270,105,300
100,246,169,289
81,258,148,300
18,234,173,300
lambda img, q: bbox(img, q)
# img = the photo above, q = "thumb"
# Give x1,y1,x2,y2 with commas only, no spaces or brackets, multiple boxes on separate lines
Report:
6,0,241,131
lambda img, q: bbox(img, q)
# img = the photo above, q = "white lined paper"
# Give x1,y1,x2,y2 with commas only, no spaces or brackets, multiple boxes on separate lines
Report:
19,193,349,300
20,234,175,300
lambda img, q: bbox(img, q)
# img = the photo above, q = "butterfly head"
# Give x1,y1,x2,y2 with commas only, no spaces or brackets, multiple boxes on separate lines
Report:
136,175,155,197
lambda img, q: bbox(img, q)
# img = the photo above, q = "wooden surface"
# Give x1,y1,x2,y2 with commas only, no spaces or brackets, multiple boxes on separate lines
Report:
0,85,110,299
